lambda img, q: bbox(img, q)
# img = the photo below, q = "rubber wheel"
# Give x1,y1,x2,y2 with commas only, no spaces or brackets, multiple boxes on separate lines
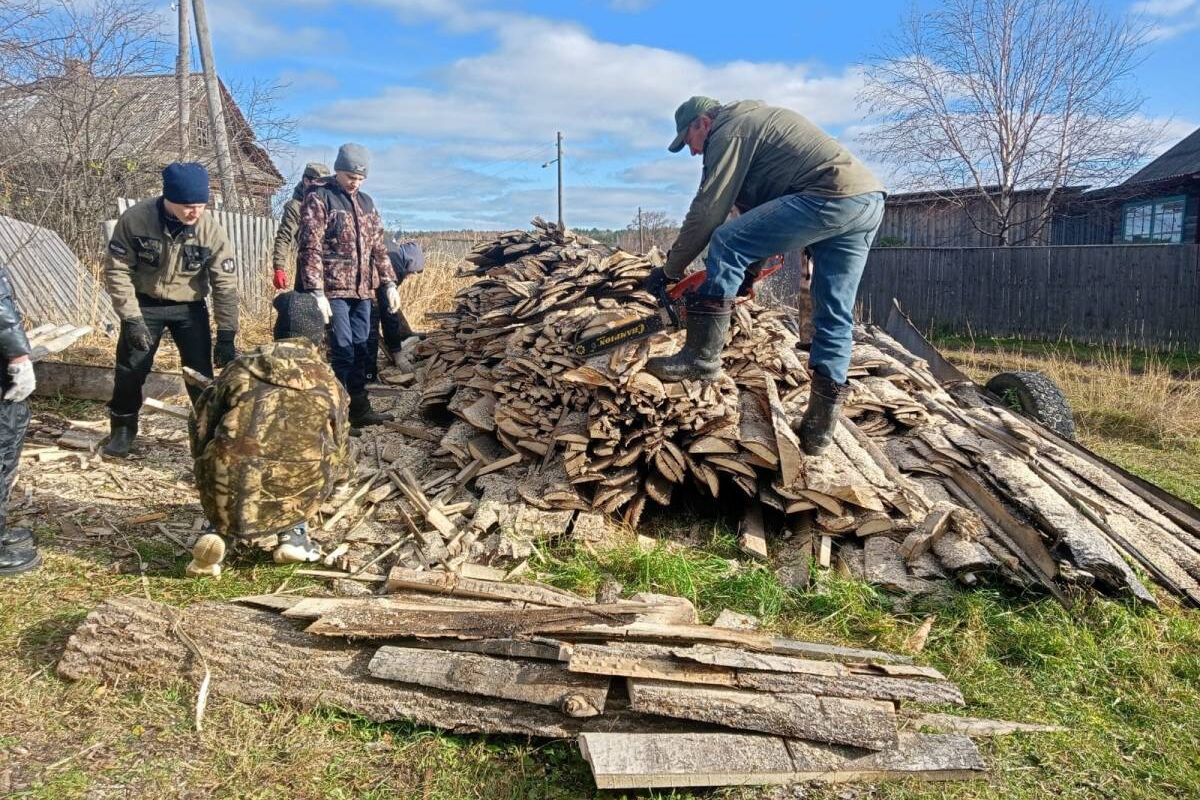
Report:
985,371,1076,440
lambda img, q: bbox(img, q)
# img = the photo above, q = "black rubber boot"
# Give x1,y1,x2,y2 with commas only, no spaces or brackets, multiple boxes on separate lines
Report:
0,527,33,547
796,372,852,456
0,541,40,577
349,393,392,429
101,412,138,459
645,298,732,383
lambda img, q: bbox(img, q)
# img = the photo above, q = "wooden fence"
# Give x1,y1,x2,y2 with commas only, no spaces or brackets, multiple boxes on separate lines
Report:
116,199,278,316
857,244,1200,348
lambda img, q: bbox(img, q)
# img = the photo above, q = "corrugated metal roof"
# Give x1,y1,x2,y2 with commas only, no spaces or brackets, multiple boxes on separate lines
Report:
0,215,119,332
1124,127,1200,186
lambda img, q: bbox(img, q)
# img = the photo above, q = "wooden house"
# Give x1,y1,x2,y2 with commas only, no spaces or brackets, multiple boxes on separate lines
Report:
1053,127,1200,245
0,63,284,215
876,185,1086,247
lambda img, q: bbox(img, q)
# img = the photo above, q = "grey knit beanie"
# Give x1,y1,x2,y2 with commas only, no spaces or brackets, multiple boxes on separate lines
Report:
334,143,370,177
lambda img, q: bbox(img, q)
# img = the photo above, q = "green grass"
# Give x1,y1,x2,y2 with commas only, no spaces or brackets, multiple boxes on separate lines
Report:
5,343,1200,798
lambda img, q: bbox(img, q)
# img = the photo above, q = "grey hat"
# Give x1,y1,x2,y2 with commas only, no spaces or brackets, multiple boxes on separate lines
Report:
302,162,330,180
669,96,720,153
334,143,370,177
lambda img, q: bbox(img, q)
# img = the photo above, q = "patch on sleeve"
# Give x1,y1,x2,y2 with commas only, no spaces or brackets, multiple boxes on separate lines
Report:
220,258,236,273
108,240,128,257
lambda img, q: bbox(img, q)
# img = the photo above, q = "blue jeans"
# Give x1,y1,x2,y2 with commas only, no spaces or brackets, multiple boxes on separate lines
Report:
328,298,371,396
700,191,885,384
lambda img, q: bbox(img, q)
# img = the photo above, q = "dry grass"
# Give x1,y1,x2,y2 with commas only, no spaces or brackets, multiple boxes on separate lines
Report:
942,342,1200,447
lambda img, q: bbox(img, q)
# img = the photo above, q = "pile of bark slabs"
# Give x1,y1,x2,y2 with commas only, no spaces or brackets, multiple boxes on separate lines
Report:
401,220,1200,609
57,571,1068,790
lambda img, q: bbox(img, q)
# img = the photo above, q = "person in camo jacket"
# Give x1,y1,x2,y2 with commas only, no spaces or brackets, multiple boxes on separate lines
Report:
271,161,330,291
298,143,400,430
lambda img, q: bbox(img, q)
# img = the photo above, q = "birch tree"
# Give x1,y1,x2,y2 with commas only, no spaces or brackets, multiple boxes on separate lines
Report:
860,0,1156,245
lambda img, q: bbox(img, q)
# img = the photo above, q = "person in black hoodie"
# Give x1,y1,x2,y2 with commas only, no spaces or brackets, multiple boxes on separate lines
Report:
0,262,38,576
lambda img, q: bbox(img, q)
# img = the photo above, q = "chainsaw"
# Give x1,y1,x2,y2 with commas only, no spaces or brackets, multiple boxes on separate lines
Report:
573,256,783,357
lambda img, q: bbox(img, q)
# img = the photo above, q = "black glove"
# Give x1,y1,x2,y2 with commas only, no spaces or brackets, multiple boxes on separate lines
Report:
214,329,238,368
643,265,682,296
737,259,765,297
123,317,154,352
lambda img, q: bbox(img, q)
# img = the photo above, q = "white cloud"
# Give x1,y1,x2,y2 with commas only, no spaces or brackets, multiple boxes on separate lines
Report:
280,3,869,228
206,0,332,57
1132,0,1196,15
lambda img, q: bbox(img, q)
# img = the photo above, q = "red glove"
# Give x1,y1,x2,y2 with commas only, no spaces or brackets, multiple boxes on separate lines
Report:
272,268,288,290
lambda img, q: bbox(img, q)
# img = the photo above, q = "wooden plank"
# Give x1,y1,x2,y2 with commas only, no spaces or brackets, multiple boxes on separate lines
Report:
306,602,649,640
626,679,899,750
738,500,769,561
369,646,609,717
735,670,964,707
384,566,587,607
763,374,803,488
907,712,1067,736
566,644,737,687
33,361,185,402
579,731,985,789
670,645,850,677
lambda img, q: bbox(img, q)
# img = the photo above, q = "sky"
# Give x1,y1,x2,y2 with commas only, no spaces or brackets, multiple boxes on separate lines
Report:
192,0,1200,231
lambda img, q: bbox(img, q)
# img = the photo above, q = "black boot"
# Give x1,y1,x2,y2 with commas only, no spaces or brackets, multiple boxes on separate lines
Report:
645,298,732,383
349,393,392,429
101,411,138,459
0,541,40,577
796,372,852,456
0,527,33,547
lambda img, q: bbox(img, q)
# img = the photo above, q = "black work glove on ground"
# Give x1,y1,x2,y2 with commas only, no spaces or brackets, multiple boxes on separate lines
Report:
214,330,238,368
123,318,154,352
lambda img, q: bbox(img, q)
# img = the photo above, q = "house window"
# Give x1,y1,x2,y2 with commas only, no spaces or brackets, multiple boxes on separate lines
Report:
194,116,211,148
1122,196,1186,243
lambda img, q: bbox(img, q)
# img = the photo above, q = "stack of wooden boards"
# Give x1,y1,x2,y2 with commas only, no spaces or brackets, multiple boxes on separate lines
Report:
403,221,1200,608
60,574,1070,789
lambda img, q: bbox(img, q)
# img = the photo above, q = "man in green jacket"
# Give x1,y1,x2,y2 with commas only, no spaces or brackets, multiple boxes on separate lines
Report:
645,97,885,456
271,162,329,291
102,162,239,458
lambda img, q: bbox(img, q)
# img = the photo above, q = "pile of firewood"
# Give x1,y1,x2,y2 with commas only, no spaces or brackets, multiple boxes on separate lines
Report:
404,220,1200,609
59,574,1067,790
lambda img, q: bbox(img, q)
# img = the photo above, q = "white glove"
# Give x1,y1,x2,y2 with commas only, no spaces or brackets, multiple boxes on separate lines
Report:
4,358,35,402
314,293,332,324
384,284,401,315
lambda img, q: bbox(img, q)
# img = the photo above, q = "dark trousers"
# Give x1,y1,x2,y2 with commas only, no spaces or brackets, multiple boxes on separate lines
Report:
0,399,30,532
329,297,371,396
111,300,213,416
365,287,413,380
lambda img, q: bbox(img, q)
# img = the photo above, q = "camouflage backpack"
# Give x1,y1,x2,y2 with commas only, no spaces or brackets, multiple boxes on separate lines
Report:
190,338,351,542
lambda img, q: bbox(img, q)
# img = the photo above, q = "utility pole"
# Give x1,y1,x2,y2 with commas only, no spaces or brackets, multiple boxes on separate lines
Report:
542,132,564,228
638,206,644,252
176,0,190,160
191,0,238,207
556,131,563,228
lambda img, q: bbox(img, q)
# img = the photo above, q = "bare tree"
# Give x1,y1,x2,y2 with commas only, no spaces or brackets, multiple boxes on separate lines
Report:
860,0,1157,245
618,209,678,254
0,0,169,254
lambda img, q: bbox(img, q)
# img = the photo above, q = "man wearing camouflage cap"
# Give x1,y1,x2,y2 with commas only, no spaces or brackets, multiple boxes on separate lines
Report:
298,143,401,430
188,290,351,572
645,97,885,456
271,161,330,291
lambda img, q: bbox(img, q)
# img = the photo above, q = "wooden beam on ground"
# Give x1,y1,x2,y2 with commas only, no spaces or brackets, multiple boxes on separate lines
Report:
626,678,899,750
54,597,657,738
578,731,985,790
369,646,609,717
384,566,588,607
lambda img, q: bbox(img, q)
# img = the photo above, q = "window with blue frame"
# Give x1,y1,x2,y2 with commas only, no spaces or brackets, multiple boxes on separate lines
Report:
1122,196,1186,243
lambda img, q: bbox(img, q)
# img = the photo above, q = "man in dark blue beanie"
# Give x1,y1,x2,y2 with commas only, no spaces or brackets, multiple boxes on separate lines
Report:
100,161,240,458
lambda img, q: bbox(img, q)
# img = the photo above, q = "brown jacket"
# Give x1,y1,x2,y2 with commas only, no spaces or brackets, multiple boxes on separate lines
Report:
297,182,393,299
